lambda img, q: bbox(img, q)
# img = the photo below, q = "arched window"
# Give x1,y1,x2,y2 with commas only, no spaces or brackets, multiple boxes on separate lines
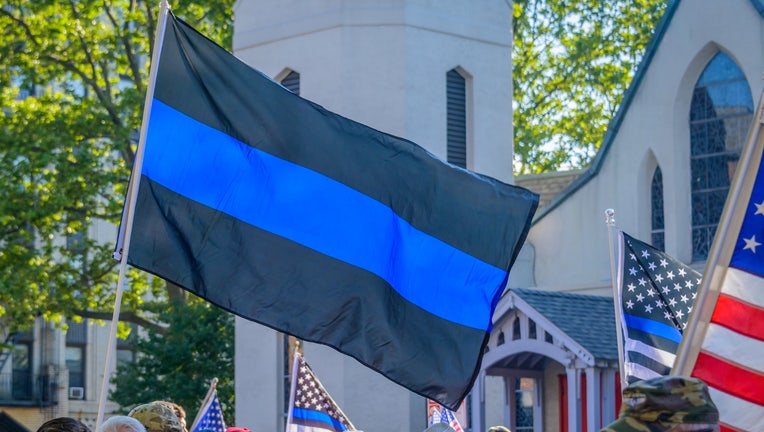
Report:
280,70,300,95
690,52,753,261
651,166,665,251
512,316,521,340
447,68,467,168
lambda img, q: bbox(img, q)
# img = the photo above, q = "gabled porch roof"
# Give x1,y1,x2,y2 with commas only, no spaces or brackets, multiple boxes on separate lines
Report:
483,288,618,371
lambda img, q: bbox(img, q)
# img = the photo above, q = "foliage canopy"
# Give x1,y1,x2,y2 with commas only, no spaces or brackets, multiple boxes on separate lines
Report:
0,0,233,330
0,0,235,412
110,296,235,424
512,0,668,174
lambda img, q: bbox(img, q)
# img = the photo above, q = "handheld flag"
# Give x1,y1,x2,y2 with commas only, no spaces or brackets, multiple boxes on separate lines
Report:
115,10,538,410
674,94,764,431
190,379,226,432
617,232,701,383
427,400,464,432
286,351,356,432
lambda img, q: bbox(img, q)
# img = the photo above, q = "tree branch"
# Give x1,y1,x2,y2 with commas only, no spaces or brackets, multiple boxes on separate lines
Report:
74,309,165,334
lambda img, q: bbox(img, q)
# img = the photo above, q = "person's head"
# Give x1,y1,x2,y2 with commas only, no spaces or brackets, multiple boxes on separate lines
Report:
99,416,146,432
128,403,183,432
151,401,187,432
488,427,511,432
37,417,91,432
600,376,720,432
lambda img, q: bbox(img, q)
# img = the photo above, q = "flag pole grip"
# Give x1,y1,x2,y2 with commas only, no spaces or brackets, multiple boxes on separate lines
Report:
95,1,171,429
605,209,627,389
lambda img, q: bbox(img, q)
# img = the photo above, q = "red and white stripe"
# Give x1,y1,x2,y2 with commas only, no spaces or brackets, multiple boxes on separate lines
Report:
690,268,764,431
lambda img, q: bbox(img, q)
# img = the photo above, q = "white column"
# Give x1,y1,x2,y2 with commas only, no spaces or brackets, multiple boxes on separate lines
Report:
507,375,516,429
235,318,281,431
586,368,601,431
566,367,580,432
471,370,486,432
601,369,618,425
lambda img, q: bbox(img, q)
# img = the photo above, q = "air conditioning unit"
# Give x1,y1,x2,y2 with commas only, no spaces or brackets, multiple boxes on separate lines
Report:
69,387,84,400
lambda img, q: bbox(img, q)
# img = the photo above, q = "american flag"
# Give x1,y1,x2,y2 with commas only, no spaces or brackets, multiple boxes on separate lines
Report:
438,407,461,431
286,352,355,432
191,389,226,432
674,103,764,431
617,232,701,383
427,400,464,432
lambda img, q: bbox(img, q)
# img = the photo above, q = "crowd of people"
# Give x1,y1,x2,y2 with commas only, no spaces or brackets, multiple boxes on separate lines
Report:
30,376,720,432
32,400,248,432
34,403,503,432
31,397,504,432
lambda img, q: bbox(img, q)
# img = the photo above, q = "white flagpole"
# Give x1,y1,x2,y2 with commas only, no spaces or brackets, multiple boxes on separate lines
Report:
673,92,764,374
190,377,219,431
284,345,300,432
605,208,627,389
95,1,171,429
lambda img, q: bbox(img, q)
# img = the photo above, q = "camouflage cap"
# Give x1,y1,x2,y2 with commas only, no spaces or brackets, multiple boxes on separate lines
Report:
600,376,719,432
128,403,184,432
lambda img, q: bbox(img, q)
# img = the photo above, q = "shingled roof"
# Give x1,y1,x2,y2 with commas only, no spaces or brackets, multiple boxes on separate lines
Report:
511,288,619,361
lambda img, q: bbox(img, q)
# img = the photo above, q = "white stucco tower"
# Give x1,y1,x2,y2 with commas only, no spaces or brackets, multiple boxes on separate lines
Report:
231,2,513,431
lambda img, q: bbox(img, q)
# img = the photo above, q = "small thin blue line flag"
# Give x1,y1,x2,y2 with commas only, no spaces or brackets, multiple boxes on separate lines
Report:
117,10,538,410
286,351,355,432
617,232,701,384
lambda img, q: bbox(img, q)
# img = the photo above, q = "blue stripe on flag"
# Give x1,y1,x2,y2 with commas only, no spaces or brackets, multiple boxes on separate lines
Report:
623,314,682,344
292,408,348,431
142,99,507,331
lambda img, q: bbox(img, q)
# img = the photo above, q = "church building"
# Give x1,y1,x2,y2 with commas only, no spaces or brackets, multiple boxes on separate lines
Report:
229,0,764,431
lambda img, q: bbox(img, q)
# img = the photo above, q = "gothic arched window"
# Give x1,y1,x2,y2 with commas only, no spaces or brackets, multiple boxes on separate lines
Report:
690,52,753,261
651,166,665,251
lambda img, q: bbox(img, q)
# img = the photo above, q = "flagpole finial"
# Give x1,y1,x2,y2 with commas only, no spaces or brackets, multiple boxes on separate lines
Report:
211,377,218,388
605,208,615,226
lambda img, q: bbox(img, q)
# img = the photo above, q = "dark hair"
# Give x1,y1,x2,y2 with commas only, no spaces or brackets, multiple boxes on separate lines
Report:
36,417,91,432
151,401,187,432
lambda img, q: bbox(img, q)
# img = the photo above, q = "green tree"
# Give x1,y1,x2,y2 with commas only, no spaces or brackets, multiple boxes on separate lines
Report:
513,0,667,174
110,296,235,424
0,0,236,415
0,0,233,329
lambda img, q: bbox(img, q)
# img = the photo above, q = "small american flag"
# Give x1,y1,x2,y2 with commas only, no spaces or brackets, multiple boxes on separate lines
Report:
437,406,463,432
618,231,701,383
191,389,226,432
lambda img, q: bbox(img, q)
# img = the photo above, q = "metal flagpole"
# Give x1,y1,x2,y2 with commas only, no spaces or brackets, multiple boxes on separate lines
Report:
95,1,171,429
284,343,301,432
605,209,627,389
190,377,219,431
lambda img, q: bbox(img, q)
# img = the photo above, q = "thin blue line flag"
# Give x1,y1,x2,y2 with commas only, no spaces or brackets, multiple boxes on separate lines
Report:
286,352,355,432
118,11,538,410
617,232,702,384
